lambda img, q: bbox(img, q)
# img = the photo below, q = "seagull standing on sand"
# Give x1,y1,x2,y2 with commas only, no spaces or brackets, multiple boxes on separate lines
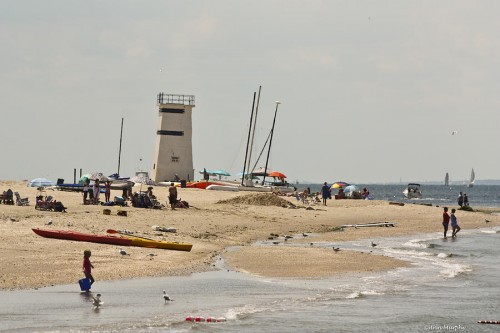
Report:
92,294,103,308
333,247,340,252
119,248,130,257
163,290,173,303
371,241,378,248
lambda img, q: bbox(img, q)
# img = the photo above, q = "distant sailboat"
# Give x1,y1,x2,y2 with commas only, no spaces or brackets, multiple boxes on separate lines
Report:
468,168,475,188
444,172,449,186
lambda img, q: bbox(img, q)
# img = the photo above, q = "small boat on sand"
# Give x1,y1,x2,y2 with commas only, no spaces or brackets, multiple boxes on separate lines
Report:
32,228,193,252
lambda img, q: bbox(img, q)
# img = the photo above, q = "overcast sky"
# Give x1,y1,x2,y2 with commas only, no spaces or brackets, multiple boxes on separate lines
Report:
1,1,499,184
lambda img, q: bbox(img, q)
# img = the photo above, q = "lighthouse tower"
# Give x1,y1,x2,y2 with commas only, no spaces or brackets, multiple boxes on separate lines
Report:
150,93,195,183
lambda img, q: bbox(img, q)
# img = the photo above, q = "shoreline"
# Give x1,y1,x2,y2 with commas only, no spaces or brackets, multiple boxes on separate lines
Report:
1,181,499,290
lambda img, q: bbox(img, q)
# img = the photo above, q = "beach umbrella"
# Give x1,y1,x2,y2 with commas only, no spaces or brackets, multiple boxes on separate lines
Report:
343,185,359,193
130,175,156,192
78,174,91,185
198,169,230,177
28,178,55,187
212,169,230,177
268,171,286,179
89,172,109,182
331,181,349,189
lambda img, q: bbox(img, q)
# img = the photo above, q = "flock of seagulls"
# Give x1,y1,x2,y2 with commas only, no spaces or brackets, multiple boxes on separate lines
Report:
88,238,390,310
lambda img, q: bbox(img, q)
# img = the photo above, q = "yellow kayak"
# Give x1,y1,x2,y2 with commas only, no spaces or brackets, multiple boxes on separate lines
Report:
128,236,193,252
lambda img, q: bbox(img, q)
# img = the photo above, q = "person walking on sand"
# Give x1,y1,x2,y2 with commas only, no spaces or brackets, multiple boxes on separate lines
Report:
321,182,331,206
168,182,178,210
450,208,461,238
442,207,450,239
83,250,95,290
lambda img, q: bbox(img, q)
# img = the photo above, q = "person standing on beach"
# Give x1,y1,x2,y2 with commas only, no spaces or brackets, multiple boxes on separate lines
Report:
450,208,461,238
83,250,95,290
168,182,178,210
93,179,100,204
82,179,89,205
321,182,331,206
104,181,111,203
442,207,450,239
463,193,469,207
457,192,463,208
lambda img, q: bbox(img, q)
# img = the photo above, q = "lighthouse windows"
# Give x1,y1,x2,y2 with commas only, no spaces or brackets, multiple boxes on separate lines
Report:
171,156,179,163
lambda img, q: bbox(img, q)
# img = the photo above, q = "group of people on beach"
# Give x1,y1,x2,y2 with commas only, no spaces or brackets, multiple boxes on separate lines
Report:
82,179,112,205
442,207,461,239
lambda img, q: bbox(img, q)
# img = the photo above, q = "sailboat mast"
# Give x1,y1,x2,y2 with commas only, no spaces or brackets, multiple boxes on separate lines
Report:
246,85,261,175
117,117,124,176
262,101,281,185
241,92,257,186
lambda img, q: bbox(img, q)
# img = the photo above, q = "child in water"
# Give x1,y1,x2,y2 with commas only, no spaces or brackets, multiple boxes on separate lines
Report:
450,208,461,238
83,250,95,290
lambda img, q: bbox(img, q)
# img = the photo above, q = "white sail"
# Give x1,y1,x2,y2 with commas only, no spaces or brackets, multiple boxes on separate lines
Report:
445,172,449,186
468,168,475,187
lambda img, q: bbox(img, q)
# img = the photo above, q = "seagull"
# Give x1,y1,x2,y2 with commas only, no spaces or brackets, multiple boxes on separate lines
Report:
146,253,157,259
302,233,308,237
371,241,377,248
485,219,491,223
333,247,341,252
451,130,458,135
272,241,279,245
163,290,173,303
119,248,130,256
92,294,103,308
46,219,52,225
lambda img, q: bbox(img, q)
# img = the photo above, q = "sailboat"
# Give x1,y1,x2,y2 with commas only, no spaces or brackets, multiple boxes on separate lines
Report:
468,168,475,188
444,172,449,186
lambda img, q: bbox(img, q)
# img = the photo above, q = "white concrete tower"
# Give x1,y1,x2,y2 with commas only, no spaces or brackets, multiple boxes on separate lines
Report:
150,93,195,182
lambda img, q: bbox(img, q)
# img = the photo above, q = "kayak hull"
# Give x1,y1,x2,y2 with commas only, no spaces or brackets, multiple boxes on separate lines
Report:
32,228,192,252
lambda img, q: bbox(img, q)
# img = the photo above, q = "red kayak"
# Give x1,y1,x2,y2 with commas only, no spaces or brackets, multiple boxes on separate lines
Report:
32,228,131,246
32,228,193,251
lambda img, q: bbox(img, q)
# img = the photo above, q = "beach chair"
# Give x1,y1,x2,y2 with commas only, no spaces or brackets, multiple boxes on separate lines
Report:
14,192,30,206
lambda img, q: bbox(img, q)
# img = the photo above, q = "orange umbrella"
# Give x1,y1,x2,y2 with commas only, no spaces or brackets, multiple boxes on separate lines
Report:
268,171,286,179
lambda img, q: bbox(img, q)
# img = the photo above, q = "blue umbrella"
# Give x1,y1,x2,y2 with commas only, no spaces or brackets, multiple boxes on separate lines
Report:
28,178,55,187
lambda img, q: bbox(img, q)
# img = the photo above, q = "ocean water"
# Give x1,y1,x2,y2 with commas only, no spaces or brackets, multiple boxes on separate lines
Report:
1,226,500,333
304,184,500,208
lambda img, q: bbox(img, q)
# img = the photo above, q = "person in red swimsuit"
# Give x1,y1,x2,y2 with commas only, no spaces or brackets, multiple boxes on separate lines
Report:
442,207,450,239
83,250,95,290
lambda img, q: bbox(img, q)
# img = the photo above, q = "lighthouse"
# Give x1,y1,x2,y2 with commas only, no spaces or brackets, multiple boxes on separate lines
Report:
150,93,195,183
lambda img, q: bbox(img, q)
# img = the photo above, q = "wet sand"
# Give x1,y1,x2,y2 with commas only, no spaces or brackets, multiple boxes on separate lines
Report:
0,180,498,290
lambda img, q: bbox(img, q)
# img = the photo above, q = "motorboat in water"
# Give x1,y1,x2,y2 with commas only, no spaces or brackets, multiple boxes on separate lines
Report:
403,183,422,199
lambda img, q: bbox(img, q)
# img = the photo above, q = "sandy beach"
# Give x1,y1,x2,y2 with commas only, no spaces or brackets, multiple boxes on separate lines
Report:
0,180,498,290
